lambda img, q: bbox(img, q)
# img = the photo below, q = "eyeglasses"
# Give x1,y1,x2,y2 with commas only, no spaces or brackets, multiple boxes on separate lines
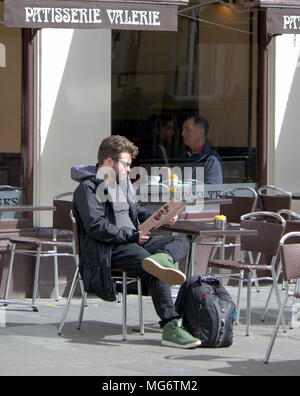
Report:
112,157,132,169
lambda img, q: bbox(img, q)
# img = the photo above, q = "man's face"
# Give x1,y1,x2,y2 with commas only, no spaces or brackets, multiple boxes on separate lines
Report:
112,152,132,182
181,118,205,151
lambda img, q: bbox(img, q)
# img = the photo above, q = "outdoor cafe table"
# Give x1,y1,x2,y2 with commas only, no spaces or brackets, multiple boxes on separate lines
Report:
141,198,232,207
0,205,56,310
0,205,55,213
160,220,258,278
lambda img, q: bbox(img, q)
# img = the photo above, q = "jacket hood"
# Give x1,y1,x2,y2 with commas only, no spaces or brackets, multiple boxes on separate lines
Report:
71,164,137,202
71,164,97,182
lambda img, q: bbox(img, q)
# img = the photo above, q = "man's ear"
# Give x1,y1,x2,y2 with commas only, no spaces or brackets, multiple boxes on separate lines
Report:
103,157,114,168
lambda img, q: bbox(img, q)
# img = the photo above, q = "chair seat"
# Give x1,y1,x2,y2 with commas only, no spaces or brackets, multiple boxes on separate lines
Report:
112,268,138,278
112,268,126,274
9,236,72,248
293,292,300,299
208,258,270,272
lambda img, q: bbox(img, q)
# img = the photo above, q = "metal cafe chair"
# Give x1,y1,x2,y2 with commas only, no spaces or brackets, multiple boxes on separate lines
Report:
219,186,259,270
58,212,144,341
258,185,292,212
277,209,300,221
2,192,77,311
205,187,258,250
208,211,286,336
219,187,258,225
264,232,300,364
262,209,300,328
205,187,260,290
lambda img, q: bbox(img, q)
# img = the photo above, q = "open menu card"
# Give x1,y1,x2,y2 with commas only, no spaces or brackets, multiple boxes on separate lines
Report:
139,199,184,233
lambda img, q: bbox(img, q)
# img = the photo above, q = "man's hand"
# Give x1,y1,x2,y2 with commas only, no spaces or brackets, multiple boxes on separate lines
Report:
165,215,178,227
139,230,150,245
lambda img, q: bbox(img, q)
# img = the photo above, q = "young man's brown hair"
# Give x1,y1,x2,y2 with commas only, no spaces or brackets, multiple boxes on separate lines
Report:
97,135,139,166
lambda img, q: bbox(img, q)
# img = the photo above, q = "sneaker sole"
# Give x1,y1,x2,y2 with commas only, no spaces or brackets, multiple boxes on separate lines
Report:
162,340,202,349
142,258,186,286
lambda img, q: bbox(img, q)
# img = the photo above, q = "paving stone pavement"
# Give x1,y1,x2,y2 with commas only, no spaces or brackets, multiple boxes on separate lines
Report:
0,285,300,377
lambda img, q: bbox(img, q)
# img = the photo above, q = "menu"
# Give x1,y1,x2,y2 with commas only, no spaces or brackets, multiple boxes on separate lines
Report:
139,199,184,233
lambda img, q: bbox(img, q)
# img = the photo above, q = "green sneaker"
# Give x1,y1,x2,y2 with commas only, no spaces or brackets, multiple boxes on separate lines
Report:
162,319,201,349
142,253,186,285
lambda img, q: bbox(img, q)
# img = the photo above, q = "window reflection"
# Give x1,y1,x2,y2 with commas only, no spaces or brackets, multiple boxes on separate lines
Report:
111,4,258,195
0,3,24,217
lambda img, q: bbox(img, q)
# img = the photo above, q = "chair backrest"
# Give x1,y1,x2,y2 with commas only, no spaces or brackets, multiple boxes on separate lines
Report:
258,185,292,212
70,210,80,256
52,192,73,231
219,187,258,223
278,209,300,221
280,232,300,281
282,219,300,244
240,211,286,256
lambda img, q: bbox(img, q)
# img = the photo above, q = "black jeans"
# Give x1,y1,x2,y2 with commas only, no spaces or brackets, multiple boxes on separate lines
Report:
111,233,190,327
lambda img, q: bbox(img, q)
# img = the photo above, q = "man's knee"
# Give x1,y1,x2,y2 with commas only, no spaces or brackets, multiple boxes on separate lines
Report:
111,243,150,271
174,233,190,251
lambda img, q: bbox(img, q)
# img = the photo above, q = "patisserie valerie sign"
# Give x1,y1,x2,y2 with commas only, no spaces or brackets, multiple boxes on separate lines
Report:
4,0,178,31
267,8,300,34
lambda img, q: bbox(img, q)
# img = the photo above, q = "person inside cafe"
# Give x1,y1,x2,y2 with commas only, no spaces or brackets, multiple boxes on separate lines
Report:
72,135,201,349
181,114,223,185
139,114,176,160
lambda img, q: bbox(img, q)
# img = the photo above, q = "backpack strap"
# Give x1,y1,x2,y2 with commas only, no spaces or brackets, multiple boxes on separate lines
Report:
175,275,201,315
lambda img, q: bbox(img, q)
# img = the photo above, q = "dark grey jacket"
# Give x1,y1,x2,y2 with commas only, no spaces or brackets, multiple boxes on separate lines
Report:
73,171,152,301
185,140,223,185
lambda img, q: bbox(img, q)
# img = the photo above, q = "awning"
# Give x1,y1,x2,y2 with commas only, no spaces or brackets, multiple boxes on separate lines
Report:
3,0,185,31
260,0,300,8
257,0,300,34
266,8,300,33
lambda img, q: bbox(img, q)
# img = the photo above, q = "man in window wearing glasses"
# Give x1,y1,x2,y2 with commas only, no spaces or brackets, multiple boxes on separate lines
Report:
72,135,201,349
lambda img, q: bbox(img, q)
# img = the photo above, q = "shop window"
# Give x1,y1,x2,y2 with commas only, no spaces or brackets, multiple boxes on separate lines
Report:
0,3,29,219
111,4,259,197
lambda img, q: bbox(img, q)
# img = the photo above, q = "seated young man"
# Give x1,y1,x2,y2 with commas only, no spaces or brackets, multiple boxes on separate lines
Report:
72,135,201,349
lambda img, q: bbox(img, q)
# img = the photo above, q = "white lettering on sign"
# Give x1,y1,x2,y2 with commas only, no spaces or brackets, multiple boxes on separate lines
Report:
283,15,300,30
106,9,160,26
25,7,103,24
23,6,160,26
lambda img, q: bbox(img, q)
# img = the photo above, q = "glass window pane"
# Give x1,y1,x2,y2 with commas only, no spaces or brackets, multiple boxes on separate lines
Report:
111,4,258,199
0,3,25,218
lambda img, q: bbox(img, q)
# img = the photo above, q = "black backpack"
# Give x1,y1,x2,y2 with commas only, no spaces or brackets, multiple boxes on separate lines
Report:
175,275,236,348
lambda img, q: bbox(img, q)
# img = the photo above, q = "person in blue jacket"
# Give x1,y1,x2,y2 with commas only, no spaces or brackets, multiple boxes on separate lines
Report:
182,115,223,185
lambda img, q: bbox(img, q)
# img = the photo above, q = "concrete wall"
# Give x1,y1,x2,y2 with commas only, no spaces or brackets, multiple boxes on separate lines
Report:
268,34,300,212
35,28,111,226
